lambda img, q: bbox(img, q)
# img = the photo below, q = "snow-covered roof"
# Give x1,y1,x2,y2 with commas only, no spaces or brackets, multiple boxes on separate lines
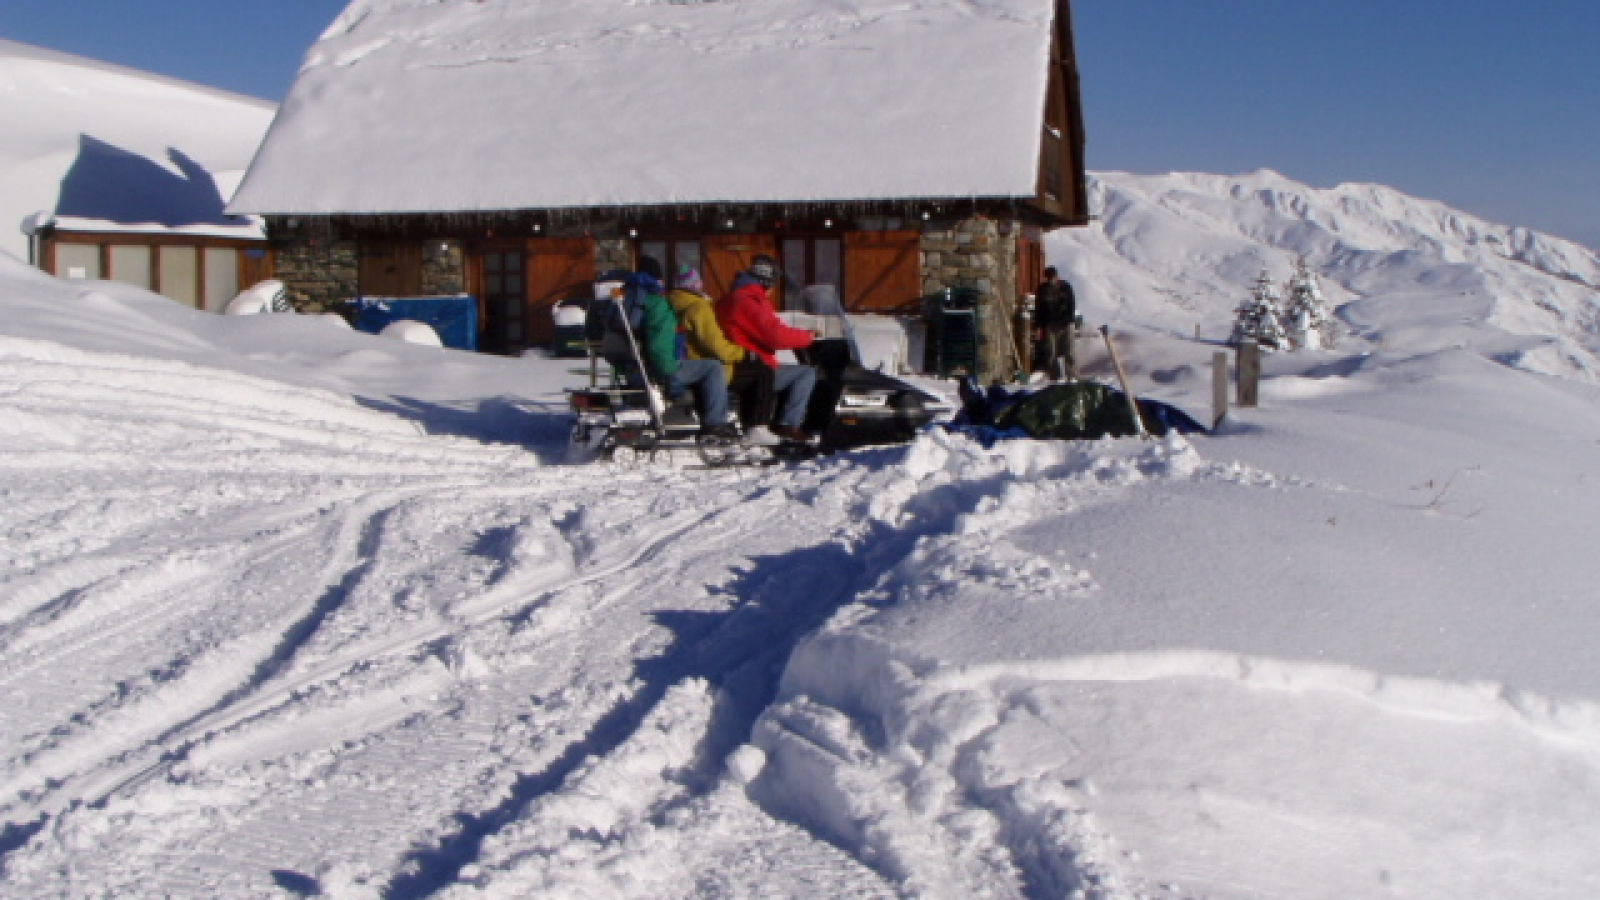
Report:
0,39,274,255
230,0,1063,216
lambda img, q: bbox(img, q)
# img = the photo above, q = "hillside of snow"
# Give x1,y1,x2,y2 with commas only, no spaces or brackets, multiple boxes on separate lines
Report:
5,154,1600,897
0,38,274,260
1049,170,1600,383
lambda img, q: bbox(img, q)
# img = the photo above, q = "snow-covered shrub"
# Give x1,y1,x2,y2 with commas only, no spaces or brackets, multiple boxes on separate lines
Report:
1230,270,1287,351
1281,257,1339,350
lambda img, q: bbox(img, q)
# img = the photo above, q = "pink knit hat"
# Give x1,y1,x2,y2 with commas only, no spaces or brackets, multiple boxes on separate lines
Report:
676,264,704,294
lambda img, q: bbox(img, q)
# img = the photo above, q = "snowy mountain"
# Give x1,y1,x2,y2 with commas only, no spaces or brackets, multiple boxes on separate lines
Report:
5,34,1600,900
0,38,274,260
1050,169,1600,383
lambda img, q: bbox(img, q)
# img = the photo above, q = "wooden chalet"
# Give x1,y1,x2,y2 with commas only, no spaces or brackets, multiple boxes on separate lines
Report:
231,0,1089,375
32,219,271,314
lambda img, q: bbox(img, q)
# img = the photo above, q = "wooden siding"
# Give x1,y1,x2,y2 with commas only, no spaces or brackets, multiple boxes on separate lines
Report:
358,242,425,297
1037,0,1090,226
526,237,595,346
844,231,922,313
702,234,780,308
39,232,271,311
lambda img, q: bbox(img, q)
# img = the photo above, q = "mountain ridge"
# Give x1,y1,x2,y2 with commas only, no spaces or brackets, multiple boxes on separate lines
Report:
1048,168,1600,382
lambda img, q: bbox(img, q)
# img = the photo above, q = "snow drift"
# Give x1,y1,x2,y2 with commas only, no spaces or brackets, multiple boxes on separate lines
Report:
5,160,1600,896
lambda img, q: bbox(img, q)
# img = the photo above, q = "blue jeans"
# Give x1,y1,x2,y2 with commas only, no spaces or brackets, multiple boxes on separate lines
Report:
772,364,816,430
669,358,730,427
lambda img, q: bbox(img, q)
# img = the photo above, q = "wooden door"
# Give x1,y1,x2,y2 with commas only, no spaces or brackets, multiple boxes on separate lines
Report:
527,237,595,347
479,246,528,355
843,231,921,313
357,241,424,297
702,234,779,307
240,245,274,295
1019,233,1044,300
1017,232,1045,373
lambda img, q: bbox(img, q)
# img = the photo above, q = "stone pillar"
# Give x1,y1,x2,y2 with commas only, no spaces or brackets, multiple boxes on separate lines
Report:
595,238,633,275
420,241,465,295
919,216,1024,382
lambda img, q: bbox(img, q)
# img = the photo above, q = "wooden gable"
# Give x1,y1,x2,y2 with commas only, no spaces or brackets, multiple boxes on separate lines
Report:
1035,0,1090,227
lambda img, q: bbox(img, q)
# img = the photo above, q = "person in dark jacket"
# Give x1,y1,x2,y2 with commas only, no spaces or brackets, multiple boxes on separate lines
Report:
715,255,818,443
603,257,737,439
1032,266,1078,379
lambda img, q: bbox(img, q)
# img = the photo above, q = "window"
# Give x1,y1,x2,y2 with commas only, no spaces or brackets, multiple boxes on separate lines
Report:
54,244,101,280
204,247,238,312
780,237,842,307
110,245,152,289
160,246,199,308
47,239,251,310
640,240,702,288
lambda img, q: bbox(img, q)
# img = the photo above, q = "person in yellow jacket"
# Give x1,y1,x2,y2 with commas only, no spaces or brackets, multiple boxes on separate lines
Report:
669,265,780,446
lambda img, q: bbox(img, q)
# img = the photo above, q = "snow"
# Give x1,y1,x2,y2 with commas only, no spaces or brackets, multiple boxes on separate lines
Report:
229,0,1056,215
1059,169,1600,381
7,162,1600,895
7,29,1600,900
0,39,274,260
379,319,444,347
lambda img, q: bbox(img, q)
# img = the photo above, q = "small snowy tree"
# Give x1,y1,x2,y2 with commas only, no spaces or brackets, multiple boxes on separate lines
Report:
1230,269,1287,351
1281,257,1338,350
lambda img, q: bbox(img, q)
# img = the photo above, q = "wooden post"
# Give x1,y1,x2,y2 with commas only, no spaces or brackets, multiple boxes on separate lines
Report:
1212,351,1229,427
1237,341,1261,408
1100,326,1149,439
1019,298,1034,374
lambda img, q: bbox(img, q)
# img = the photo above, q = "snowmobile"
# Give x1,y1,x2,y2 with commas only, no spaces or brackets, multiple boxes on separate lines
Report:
784,286,950,451
567,380,782,467
567,283,948,465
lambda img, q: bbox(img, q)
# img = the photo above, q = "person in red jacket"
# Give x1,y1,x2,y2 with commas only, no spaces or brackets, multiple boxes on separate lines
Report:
715,255,817,443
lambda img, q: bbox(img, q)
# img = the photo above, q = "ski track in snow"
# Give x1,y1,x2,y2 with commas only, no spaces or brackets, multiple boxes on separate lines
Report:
0,333,1150,897
0,338,919,896
6,310,1600,898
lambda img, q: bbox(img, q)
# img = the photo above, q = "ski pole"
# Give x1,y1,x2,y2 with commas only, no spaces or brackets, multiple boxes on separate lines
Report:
615,286,668,437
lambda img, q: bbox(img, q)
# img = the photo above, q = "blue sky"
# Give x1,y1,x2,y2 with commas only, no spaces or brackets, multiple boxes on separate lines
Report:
3,1,1595,249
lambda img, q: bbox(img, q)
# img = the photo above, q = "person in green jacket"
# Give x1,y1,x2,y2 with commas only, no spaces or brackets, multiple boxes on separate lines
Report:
602,257,737,439
669,265,779,446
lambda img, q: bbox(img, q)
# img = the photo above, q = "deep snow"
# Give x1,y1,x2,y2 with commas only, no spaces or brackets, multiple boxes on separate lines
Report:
6,23,1600,900
5,166,1600,896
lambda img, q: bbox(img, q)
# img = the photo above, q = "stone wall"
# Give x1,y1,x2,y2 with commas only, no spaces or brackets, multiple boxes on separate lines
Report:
420,242,465,296
596,238,633,275
920,216,1024,382
273,240,357,314
272,238,467,315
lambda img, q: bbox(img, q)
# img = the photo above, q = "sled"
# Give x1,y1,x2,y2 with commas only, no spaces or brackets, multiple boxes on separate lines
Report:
567,283,779,468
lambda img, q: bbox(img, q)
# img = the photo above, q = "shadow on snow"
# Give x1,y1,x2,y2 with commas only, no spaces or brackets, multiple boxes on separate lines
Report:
382,543,862,899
